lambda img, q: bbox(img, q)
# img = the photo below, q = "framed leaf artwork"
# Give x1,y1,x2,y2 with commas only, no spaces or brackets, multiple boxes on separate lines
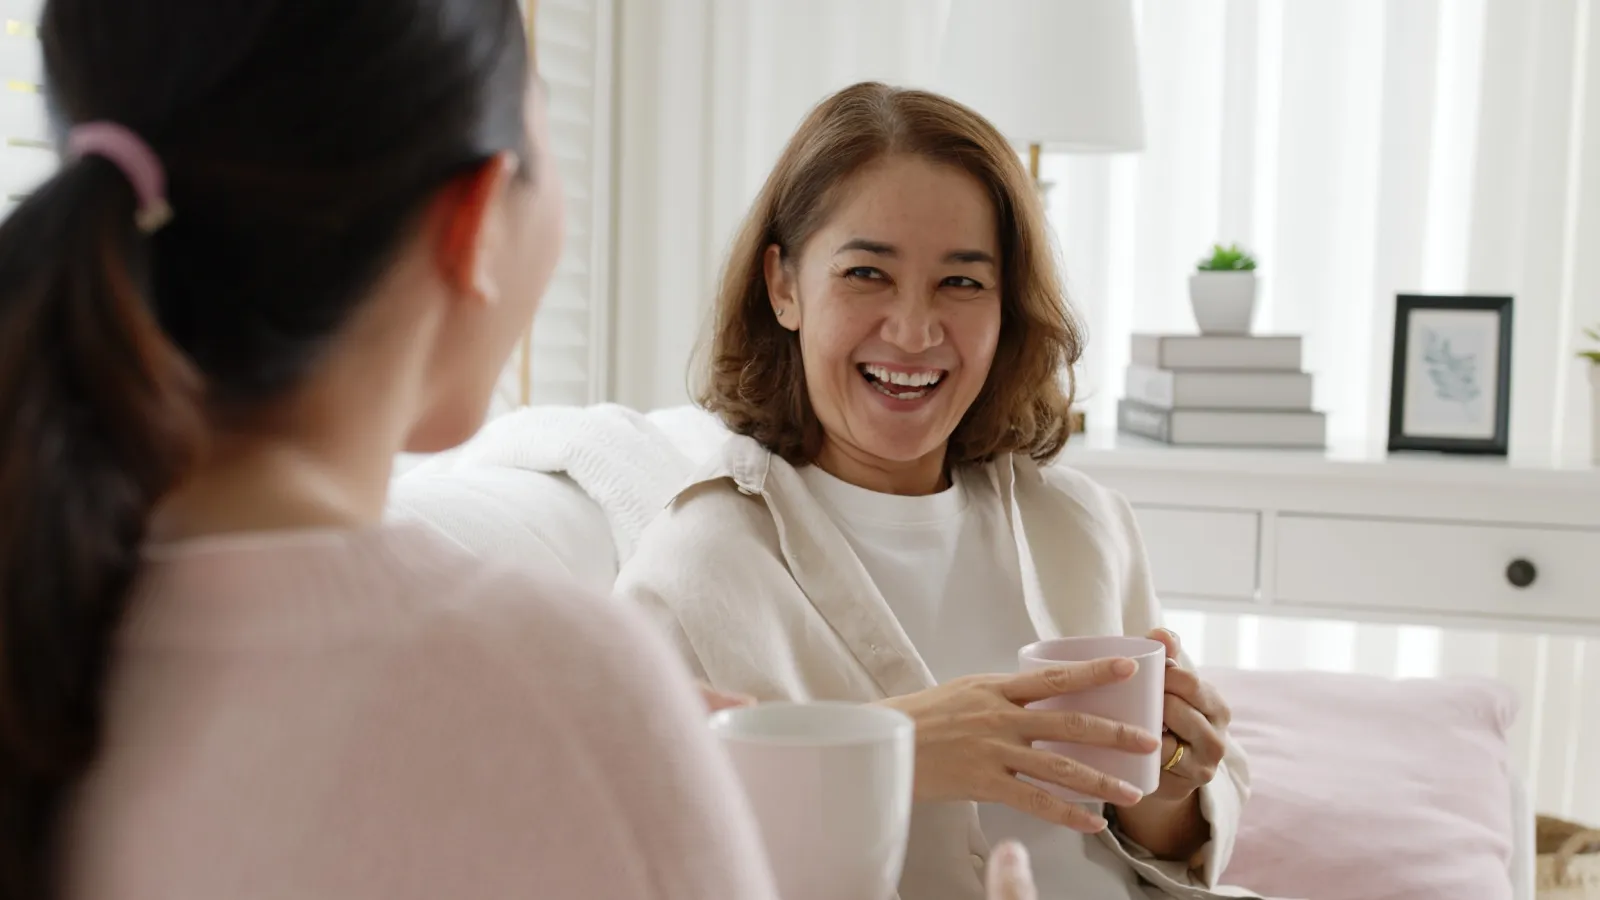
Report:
1387,294,1513,455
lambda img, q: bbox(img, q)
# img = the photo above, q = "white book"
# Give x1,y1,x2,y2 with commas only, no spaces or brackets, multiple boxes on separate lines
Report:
1123,364,1314,411
1129,334,1302,371
1117,399,1326,448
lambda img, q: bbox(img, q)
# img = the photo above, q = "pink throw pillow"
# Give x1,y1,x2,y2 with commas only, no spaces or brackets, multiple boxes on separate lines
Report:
1204,667,1517,900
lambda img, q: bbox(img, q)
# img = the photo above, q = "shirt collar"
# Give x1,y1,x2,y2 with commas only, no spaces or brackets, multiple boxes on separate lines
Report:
668,432,1041,506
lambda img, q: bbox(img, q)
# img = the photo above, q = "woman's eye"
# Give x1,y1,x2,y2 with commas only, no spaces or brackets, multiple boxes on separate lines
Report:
844,266,885,281
943,276,985,291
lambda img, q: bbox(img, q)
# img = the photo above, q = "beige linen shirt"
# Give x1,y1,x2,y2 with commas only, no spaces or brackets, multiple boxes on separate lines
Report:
615,434,1262,900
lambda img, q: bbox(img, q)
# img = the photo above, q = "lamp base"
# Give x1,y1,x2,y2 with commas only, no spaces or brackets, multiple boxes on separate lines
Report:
1026,144,1055,205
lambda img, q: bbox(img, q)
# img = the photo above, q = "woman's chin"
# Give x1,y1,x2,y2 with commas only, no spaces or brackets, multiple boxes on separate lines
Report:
842,415,954,466
833,381,967,465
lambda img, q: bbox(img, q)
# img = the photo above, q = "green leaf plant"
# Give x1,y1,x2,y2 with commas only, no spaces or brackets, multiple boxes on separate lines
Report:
1197,242,1258,272
1581,323,1600,365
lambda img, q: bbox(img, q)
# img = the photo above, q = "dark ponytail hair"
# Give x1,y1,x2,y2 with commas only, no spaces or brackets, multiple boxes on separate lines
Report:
0,1,531,895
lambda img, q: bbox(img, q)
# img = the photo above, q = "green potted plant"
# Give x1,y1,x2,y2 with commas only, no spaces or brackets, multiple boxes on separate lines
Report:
1190,243,1258,334
1582,324,1600,465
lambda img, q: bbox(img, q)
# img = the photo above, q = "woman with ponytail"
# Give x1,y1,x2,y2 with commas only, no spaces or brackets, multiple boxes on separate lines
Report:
0,3,1054,897
0,2,790,897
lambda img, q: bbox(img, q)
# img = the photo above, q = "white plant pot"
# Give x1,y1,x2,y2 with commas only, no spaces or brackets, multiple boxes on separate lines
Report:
1189,271,1258,335
1590,364,1600,466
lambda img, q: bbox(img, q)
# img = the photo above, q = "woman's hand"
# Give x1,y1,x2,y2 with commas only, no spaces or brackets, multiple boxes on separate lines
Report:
876,657,1162,833
1110,628,1232,861
985,841,1038,900
696,681,756,713
1145,629,1231,803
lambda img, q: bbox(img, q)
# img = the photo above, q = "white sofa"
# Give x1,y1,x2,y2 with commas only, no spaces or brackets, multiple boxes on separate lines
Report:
389,466,618,592
386,404,730,592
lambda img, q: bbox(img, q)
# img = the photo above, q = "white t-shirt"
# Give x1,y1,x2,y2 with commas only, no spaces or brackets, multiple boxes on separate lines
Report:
798,465,1149,899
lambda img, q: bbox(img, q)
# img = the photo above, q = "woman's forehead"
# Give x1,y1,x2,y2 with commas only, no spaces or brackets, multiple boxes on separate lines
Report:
816,158,998,255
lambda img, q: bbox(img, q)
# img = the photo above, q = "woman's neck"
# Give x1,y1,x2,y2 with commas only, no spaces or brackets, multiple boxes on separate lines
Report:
150,296,443,544
149,386,413,543
150,438,392,543
813,437,948,496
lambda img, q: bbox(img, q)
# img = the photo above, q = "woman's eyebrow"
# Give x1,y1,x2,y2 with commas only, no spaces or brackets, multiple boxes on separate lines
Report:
834,239,994,265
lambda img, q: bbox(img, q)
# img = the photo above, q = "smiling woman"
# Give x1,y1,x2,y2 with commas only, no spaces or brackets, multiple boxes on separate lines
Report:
763,156,1005,493
697,82,1081,492
620,81,1260,900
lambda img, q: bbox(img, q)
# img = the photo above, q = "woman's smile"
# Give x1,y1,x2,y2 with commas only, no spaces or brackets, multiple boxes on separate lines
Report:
858,362,948,406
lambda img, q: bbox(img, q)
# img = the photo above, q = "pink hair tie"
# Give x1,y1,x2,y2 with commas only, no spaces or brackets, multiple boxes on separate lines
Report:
65,121,173,234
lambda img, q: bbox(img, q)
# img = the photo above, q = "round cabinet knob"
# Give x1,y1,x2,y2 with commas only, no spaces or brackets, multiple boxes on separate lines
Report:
1505,559,1537,589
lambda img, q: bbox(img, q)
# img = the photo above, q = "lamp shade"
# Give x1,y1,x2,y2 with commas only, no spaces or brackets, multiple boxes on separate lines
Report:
935,0,1146,152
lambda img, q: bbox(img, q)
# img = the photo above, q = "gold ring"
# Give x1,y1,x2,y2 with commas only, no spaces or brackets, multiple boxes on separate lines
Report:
1162,741,1186,772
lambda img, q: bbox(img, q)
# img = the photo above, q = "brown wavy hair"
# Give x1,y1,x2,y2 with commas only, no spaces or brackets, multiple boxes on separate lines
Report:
695,81,1083,467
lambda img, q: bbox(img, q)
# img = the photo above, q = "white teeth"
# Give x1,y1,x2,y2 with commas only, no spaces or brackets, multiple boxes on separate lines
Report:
870,380,929,400
862,364,944,387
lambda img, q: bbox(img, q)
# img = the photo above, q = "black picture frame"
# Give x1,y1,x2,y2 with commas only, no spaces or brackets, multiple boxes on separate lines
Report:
1387,294,1513,455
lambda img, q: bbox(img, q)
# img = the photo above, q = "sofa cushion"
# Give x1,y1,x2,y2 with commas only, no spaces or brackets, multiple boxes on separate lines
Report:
1205,667,1517,900
388,466,617,594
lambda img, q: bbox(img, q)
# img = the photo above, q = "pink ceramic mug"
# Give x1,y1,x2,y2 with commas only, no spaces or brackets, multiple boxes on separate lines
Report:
1017,635,1167,802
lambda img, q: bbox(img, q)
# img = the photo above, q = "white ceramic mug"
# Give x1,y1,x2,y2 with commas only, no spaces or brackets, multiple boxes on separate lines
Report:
1018,635,1167,801
709,701,915,900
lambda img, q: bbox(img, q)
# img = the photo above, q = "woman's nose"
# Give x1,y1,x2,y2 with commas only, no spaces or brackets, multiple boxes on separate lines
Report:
881,292,943,353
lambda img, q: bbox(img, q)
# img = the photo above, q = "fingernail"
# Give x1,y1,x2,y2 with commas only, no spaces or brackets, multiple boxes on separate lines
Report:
1165,657,1179,668
994,840,1030,874
1112,658,1136,677
1117,781,1144,804
1088,814,1110,831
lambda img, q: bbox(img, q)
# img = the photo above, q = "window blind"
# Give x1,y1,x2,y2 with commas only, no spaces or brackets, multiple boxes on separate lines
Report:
495,0,616,414
0,0,47,221
0,0,614,412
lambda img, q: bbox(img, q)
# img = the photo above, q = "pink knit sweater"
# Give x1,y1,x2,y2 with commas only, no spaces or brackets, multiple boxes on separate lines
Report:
59,522,780,899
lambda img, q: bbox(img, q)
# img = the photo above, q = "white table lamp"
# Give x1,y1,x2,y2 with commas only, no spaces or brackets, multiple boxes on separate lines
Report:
935,0,1146,181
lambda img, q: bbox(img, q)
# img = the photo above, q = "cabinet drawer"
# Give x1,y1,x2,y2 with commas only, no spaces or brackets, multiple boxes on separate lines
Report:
1132,507,1259,600
1274,515,1600,623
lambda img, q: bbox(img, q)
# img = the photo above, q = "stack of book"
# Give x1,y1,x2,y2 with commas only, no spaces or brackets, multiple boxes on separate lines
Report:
1115,334,1326,448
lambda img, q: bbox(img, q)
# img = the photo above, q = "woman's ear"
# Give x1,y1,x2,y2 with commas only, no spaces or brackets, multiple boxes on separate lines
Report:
763,244,800,331
432,152,519,307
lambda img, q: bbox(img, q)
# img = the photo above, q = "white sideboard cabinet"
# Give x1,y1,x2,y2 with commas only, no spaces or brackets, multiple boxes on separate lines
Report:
1061,436,1600,636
